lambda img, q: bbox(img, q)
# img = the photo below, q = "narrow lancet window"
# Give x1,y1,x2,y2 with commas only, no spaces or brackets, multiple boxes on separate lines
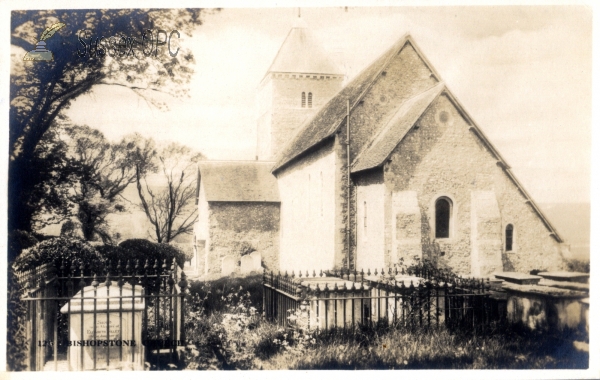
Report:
506,224,514,251
435,198,451,238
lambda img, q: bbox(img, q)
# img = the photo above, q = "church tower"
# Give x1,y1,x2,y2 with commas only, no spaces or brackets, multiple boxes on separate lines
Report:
256,17,345,161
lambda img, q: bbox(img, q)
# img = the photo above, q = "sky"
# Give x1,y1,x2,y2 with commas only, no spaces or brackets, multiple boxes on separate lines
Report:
61,6,592,204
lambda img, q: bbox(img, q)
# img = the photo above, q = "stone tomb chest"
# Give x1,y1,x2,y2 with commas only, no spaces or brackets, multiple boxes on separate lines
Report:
537,271,590,284
494,272,541,285
300,277,368,329
60,283,145,370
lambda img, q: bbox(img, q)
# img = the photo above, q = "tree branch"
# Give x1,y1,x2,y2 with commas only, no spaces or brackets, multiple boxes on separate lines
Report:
11,35,35,51
97,81,175,96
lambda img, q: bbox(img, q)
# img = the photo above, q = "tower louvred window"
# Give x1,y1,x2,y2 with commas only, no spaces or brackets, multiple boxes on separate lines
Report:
308,92,313,108
301,92,306,108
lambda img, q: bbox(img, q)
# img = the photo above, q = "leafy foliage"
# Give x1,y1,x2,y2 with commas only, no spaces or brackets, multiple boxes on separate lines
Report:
12,126,75,232
183,287,261,370
566,258,590,273
188,274,263,315
405,257,461,282
8,229,39,264
12,237,105,274
179,271,587,370
6,269,28,371
117,238,187,268
232,241,256,257
10,9,212,233
63,125,156,242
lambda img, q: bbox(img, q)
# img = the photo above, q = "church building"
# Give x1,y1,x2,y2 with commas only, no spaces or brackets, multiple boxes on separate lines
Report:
193,18,568,277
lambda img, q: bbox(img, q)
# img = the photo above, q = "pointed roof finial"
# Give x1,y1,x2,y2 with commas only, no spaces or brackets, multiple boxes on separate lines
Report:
292,12,308,29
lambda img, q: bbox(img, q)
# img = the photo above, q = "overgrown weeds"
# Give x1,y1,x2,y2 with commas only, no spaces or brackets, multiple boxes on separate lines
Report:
182,274,588,370
188,274,263,314
259,325,588,370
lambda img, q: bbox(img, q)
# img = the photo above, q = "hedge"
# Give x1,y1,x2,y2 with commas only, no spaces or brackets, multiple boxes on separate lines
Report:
12,237,105,275
117,239,187,269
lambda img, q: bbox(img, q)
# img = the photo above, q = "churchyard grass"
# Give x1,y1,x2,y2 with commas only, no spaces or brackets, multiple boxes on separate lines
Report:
256,325,588,370
181,273,588,370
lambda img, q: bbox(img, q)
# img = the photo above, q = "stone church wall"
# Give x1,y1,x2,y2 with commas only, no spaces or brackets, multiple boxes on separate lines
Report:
205,202,280,274
383,94,566,275
258,74,343,160
355,169,386,270
346,42,438,271
277,140,338,271
391,190,423,267
348,43,439,161
335,132,354,270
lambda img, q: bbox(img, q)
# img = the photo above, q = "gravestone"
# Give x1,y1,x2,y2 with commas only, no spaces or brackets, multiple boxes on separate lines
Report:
60,284,145,370
240,255,254,274
221,256,235,275
250,251,262,271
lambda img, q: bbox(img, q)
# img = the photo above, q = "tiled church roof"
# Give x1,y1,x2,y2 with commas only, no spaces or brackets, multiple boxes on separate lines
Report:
266,18,342,76
197,161,280,203
352,82,446,173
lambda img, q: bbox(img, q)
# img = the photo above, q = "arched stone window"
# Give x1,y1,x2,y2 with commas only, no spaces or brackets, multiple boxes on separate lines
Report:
308,92,313,108
435,197,452,238
301,92,306,108
505,224,514,252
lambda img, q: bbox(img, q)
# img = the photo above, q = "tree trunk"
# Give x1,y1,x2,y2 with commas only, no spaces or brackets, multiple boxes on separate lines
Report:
8,156,36,233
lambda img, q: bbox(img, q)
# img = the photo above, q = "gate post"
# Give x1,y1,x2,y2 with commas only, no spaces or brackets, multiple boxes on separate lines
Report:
177,272,188,347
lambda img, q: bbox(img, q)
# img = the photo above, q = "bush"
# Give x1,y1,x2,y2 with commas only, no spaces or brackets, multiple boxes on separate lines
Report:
188,274,263,315
118,239,186,269
6,268,28,371
405,257,460,282
232,241,255,257
566,258,590,273
181,274,279,370
254,329,287,360
13,237,105,274
257,323,588,370
530,269,547,275
95,244,133,265
8,230,39,264
59,220,84,239
182,287,264,370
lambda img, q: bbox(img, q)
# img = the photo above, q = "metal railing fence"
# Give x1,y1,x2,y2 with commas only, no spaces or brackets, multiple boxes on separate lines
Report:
263,268,494,333
17,259,189,371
